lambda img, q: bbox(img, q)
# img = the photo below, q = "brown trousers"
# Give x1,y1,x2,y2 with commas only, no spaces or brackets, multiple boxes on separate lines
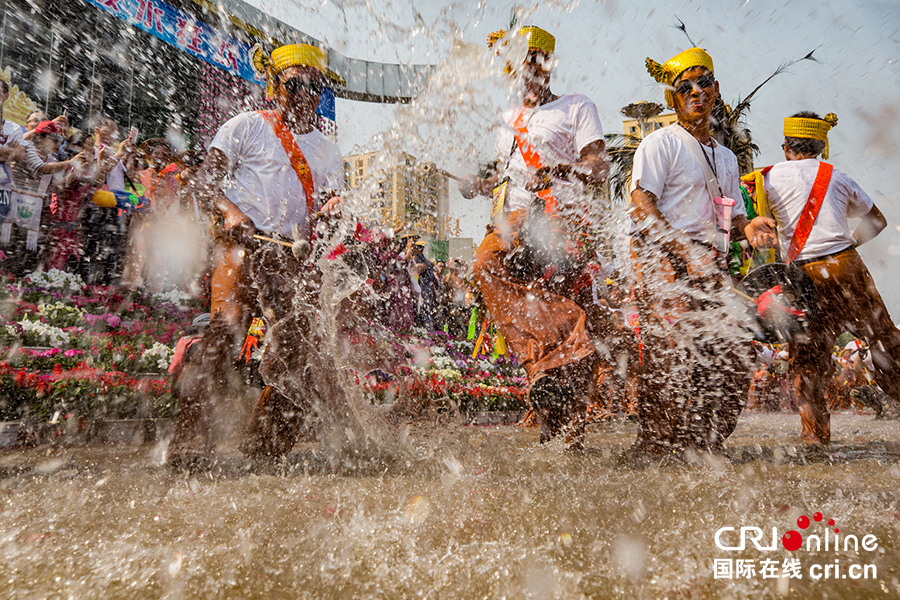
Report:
473,210,601,444
791,248,900,443
473,210,595,381
632,240,751,452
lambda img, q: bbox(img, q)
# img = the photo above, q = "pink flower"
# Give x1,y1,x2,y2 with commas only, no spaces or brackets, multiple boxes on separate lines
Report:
327,243,348,260
353,222,373,243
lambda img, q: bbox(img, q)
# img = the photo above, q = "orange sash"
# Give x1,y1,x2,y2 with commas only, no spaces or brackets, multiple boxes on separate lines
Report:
786,161,833,263
258,110,316,214
511,110,557,214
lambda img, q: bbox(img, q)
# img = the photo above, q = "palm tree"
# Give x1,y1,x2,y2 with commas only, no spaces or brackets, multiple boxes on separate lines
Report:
605,132,643,206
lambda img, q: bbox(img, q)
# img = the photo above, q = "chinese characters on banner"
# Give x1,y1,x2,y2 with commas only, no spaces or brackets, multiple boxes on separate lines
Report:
79,0,338,123
83,0,263,84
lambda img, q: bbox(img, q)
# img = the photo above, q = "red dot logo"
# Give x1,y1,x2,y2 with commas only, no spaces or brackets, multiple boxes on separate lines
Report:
814,512,823,522
782,530,803,551
797,515,810,529
828,519,835,526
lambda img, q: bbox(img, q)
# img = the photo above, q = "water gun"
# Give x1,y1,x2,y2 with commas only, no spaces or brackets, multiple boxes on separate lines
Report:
92,188,149,212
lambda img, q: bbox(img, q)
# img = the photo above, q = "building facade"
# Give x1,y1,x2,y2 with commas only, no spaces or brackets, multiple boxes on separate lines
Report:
622,112,677,139
344,151,450,242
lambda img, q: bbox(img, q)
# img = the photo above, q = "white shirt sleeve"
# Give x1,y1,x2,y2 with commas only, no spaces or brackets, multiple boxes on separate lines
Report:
837,171,874,218
7,124,23,146
630,133,668,198
572,96,604,154
21,142,46,179
209,113,252,170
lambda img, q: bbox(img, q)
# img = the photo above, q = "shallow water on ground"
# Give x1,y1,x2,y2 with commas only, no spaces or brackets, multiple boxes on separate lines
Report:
0,413,898,599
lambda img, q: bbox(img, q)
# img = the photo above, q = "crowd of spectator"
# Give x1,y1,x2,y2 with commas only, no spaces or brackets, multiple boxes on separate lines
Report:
0,83,208,293
366,231,477,337
0,80,478,338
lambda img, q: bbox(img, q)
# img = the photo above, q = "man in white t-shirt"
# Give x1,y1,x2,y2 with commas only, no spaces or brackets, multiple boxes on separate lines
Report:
629,47,775,454
460,26,610,450
173,43,343,456
760,111,900,442
0,80,25,219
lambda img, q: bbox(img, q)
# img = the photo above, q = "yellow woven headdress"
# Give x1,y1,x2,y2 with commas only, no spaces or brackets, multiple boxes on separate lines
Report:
646,47,715,108
251,43,326,99
784,113,838,159
487,26,555,54
487,26,555,74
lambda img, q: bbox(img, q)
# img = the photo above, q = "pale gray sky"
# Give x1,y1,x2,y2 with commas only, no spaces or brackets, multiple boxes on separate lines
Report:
247,0,900,313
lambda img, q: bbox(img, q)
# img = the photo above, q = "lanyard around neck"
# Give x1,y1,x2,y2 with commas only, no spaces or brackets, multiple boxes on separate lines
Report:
679,122,718,180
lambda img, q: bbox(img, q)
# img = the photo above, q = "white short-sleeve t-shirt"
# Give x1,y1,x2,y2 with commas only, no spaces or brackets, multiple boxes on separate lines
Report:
630,125,745,243
0,120,24,195
495,94,604,212
210,111,344,239
92,145,127,193
763,159,873,262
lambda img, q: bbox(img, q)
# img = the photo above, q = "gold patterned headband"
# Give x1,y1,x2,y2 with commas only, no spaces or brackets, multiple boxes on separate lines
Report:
646,47,714,108
251,43,326,100
784,113,838,159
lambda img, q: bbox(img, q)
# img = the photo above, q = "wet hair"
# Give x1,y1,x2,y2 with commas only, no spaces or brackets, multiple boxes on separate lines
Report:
784,111,827,157
140,138,173,159
27,110,47,123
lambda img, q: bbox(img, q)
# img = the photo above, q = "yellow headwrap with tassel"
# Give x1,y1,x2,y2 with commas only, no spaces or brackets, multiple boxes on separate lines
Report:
250,43,326,100
784,113,838,159
487,26,556,54
646,47,715,108
487,26,555,74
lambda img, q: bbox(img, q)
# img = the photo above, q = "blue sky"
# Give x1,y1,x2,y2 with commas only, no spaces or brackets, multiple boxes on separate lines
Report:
248,0,900,312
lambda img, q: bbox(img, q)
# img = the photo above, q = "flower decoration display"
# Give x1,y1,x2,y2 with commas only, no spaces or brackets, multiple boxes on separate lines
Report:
0,270,532,431
0,274,200,424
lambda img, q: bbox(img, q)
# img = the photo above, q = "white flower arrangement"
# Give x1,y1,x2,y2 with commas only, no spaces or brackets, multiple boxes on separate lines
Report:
430,353,458,370
151,290,192,306
476,359,496,372
27,269,85,291
140,342,174,370
38,301,84,326
432,368,462,381
10,316,71,347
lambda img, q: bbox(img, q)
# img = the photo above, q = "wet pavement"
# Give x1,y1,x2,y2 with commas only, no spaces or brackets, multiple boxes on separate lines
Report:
0,412,897,599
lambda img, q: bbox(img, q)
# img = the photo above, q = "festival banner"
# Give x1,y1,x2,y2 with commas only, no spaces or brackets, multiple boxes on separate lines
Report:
79,0,337,122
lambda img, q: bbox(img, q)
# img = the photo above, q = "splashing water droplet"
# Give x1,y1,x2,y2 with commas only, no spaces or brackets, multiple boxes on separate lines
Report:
405,495,432,525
